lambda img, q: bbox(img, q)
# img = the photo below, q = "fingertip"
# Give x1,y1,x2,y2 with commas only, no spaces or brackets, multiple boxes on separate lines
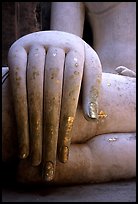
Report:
42,161,55,181
31,155,42,167
83,102,98,121
19,149,29,160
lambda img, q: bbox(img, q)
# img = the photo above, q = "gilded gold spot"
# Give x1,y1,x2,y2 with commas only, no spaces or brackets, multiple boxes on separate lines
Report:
67,116,74,123
59,146,69,163
44,161,54,181
22,153,26,158
98,110,107,119
89,102,98,119
74,57,78,62
108,137,118,142
107,82,111,86
62,116,74,145
66,116,74,132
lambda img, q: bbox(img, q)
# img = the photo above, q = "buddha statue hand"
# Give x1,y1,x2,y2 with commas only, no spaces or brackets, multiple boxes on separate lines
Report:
8,30,102,181
115,66,136,78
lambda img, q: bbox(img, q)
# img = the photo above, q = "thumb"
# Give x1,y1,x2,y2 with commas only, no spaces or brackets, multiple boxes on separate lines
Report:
82,43,102,120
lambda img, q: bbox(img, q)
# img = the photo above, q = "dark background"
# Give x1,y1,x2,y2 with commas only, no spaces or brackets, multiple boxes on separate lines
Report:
2,2,92,67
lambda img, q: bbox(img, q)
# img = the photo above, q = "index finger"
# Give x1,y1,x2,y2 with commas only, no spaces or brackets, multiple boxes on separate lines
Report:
57,50,84,163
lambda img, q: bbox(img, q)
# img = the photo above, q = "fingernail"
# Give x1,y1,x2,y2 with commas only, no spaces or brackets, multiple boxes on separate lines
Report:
43,161,54,181
31,156,41,167
59,146,69,163
19,149,28,159
19,153,27,159
89,102,98,119
19,144,29,159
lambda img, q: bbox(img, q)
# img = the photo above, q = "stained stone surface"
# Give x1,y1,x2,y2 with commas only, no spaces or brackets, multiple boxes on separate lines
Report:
2,179,136,202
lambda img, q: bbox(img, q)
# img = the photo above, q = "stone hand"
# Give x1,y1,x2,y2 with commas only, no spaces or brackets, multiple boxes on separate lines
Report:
2,67,136,184
115,66,136,78
8,31,102,181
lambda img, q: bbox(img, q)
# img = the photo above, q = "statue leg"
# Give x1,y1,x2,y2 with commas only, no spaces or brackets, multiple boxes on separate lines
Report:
16,132,136,185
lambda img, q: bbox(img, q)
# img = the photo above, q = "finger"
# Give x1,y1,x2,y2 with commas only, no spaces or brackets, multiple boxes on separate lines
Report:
42,47,65,181
8,46,29,159
82,43,102,120
2,67,9,84
115,66,136,77
121,69,136,77
27,44,45,166
2,67,18,161
57,50,84,163
115,66,125,74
